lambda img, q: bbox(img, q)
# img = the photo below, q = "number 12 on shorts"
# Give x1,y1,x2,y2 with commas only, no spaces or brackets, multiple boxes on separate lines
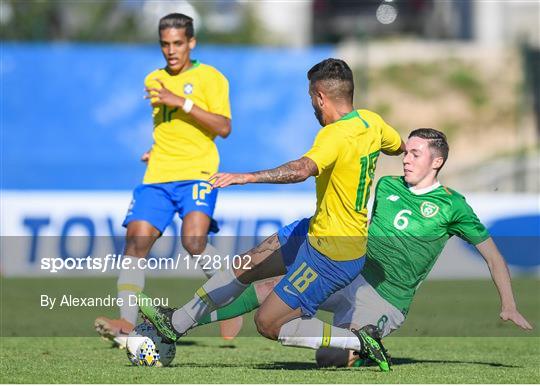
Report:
288,262,318,293
192,182,212,200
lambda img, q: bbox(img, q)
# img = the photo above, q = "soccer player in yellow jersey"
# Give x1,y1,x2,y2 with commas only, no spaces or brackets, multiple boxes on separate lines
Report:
95,13,241,346
139,58,404,371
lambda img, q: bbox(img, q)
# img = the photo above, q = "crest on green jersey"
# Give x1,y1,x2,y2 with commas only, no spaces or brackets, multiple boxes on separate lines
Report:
420,201,439,218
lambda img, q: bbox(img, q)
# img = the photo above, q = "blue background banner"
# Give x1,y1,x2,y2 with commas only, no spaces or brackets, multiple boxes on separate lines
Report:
1,44,334,191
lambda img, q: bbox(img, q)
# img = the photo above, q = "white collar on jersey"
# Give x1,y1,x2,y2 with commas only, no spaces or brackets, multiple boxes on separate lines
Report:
408,180,441,195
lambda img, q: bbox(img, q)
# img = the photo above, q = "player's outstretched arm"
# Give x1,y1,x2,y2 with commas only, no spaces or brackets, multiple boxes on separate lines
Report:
211,157,318,188
146,79,231,138
475,237,533,330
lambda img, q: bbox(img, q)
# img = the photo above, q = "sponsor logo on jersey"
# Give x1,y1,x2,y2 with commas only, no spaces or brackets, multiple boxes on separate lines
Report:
386,195,400,201
195,200,209,207
420,201,439,218
183,83,194,95
377,314,389,332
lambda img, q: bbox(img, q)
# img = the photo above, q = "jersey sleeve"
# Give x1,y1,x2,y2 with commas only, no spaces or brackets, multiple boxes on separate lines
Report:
303,126,342,175
203,69,232,119
144,71,158,88
378,115,402,154
447,197,490,245
144,71,161,106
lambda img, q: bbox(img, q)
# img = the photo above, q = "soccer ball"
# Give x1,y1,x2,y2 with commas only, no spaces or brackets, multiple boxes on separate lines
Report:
127,336,160,367
126,322,176,367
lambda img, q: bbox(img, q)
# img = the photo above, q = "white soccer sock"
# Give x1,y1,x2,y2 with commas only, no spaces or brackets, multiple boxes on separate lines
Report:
117,255,145,326
171,267,248,334
196,242,223,278
278,317,361,351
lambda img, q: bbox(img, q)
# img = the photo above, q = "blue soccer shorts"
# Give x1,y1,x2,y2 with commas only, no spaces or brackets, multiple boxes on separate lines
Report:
122,180,219,234
273,218,365,317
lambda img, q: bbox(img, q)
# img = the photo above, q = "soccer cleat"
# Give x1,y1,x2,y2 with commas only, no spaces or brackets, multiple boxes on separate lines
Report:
351,357,370,367
137,292,182,343
94,317,134,342
219,316,244,340
351,354,392,368
351,325,391,372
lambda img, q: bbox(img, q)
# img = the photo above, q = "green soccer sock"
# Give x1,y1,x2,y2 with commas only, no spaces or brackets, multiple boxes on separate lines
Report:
197,284,260,326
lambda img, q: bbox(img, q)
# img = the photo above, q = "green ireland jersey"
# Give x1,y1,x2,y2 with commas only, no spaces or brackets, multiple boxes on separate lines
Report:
362,176,490,315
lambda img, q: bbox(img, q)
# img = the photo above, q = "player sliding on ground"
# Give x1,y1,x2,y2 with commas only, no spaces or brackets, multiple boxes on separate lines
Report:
139,58,405,371
191,128,533,367
95,13,242,347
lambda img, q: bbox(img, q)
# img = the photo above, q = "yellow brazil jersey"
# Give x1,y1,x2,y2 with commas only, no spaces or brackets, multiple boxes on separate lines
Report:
303,109,402,261
143,60,231,184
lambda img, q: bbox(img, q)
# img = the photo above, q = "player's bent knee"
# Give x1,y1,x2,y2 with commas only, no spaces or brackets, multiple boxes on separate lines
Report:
182,237,207,256
254,310,279,340
124,236,156,258
315,347,351,368
125,222,160,257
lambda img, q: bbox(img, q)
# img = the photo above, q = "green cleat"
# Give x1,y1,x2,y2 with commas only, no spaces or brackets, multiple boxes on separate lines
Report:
352,325,391,372
137,292,182,343
351,358,370,367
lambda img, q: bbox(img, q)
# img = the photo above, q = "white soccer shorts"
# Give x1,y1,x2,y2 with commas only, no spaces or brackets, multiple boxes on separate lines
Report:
319,273,405,337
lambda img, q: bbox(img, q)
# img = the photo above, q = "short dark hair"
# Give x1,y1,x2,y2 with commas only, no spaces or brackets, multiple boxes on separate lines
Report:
159,13,194,39
409,128,449,171
307,58,354,104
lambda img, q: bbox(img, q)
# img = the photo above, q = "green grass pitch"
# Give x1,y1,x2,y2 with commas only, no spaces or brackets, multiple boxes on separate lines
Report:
1,277,539,383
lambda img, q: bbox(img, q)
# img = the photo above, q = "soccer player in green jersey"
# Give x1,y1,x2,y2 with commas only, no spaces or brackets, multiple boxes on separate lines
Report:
191,128,533,367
